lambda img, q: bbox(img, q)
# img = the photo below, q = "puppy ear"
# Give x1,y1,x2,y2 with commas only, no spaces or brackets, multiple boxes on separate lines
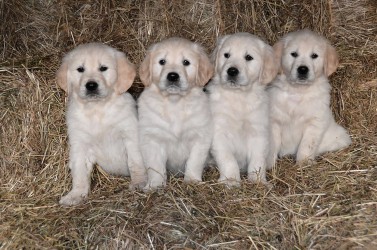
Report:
115,52,136,94
139,50,153,87
260,45,279,84
272,40,284,75
196,47,214,87
211,35,229,70
324,44,339,76
56,60,68,92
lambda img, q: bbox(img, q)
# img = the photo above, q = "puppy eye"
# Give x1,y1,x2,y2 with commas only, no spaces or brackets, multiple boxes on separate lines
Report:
99,66,108,72
224,53,230,58
159,59,166,65
291,52,298,58
245,55,253,61
183,60,190,66
77,66,85,73
311,53,318,59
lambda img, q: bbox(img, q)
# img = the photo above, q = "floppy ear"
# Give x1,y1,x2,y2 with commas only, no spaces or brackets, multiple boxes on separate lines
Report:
196,48,214,87
115,52,136,94
259,45,279,84
56,60,68,92
272,39,284,75
211,35,229,70
324,44,339,76
139,50,153,87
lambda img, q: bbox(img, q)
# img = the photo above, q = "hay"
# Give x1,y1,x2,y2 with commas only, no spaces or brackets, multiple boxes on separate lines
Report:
1,0,377,248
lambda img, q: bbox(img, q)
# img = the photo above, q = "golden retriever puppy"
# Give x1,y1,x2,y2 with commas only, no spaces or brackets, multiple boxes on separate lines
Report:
56,43,146,206
267,29,351,167
207,33,278,186
138,37,214,189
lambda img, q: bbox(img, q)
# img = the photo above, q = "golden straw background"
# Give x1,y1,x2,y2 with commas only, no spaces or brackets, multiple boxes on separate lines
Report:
1,0,376,248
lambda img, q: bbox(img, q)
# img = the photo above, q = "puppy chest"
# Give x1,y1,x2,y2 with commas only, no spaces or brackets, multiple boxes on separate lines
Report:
164,104,198,137
273,92,305,119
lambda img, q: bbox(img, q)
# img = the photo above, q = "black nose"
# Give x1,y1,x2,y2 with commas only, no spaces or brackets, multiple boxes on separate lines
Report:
167,72,179,82
227,67,239,77
297,66,309,75
86,81,98,92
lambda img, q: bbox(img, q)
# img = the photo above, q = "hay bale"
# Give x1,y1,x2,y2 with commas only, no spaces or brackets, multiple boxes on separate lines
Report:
1,0,377,248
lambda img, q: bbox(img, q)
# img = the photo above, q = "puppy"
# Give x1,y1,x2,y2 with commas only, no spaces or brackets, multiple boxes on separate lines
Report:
56,43,146,206
138,37,214,189
207,32,278,186
267,29,352,167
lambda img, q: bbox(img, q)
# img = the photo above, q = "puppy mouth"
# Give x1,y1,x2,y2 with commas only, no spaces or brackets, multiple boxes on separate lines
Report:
225,78,241,87
85,92,101,99
166,84,182,94
290,78,311,85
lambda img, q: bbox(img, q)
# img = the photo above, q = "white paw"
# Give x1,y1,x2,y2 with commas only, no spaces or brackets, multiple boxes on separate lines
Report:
218,177,241,187
296,158,317,167
248,172,266,182
183,175,202,183
142,180,165,192
59,190,88,206
129,179,147,190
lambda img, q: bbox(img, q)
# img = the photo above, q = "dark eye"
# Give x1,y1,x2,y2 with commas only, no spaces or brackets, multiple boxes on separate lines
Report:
291,52,298,58
99,66,108,72
183,60,190,66
159,59,166,65
311,53,318,59
77,66,85,73
245,55,253,61
224,53,230,58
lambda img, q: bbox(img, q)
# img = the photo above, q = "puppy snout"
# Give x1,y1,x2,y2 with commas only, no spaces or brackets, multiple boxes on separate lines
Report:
297,66,309,77
227,67,239,77
85,81,99,92
167,72,180,82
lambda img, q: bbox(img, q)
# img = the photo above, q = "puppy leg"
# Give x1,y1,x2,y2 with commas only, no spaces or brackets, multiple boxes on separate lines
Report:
125,138,147,190
212,139,241,186
184,142,209,183
296,123,326,164
141,142,167,190
318,122,351,154
248,136,268,184
266,122,281,170
60,147,93,206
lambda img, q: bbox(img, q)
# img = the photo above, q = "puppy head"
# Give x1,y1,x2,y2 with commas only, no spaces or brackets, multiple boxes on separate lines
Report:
212,32,278,89
56,43,136,101
139,37,213,96
273,29,339,85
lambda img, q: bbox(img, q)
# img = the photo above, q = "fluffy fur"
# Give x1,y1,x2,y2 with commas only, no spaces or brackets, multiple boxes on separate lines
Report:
267,29,352,168
138,37,214,189
57,43,146,206
208,33,278,186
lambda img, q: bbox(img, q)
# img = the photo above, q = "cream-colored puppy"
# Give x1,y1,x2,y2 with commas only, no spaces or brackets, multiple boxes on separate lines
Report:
57,43,146,206
267,29,351,167
138,37,213,189
208,33,278,186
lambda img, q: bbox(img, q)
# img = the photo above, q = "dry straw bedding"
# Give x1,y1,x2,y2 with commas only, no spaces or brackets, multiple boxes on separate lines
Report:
1,0,377,249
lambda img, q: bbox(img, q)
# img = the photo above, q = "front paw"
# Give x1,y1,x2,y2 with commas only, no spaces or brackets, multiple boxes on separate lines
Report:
129,174,148,190
296,157,317,167
248,174,273,189
183,175,202,184
142,180,166,192
129,179,147,190
218,177,241,187
59,190,88,206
